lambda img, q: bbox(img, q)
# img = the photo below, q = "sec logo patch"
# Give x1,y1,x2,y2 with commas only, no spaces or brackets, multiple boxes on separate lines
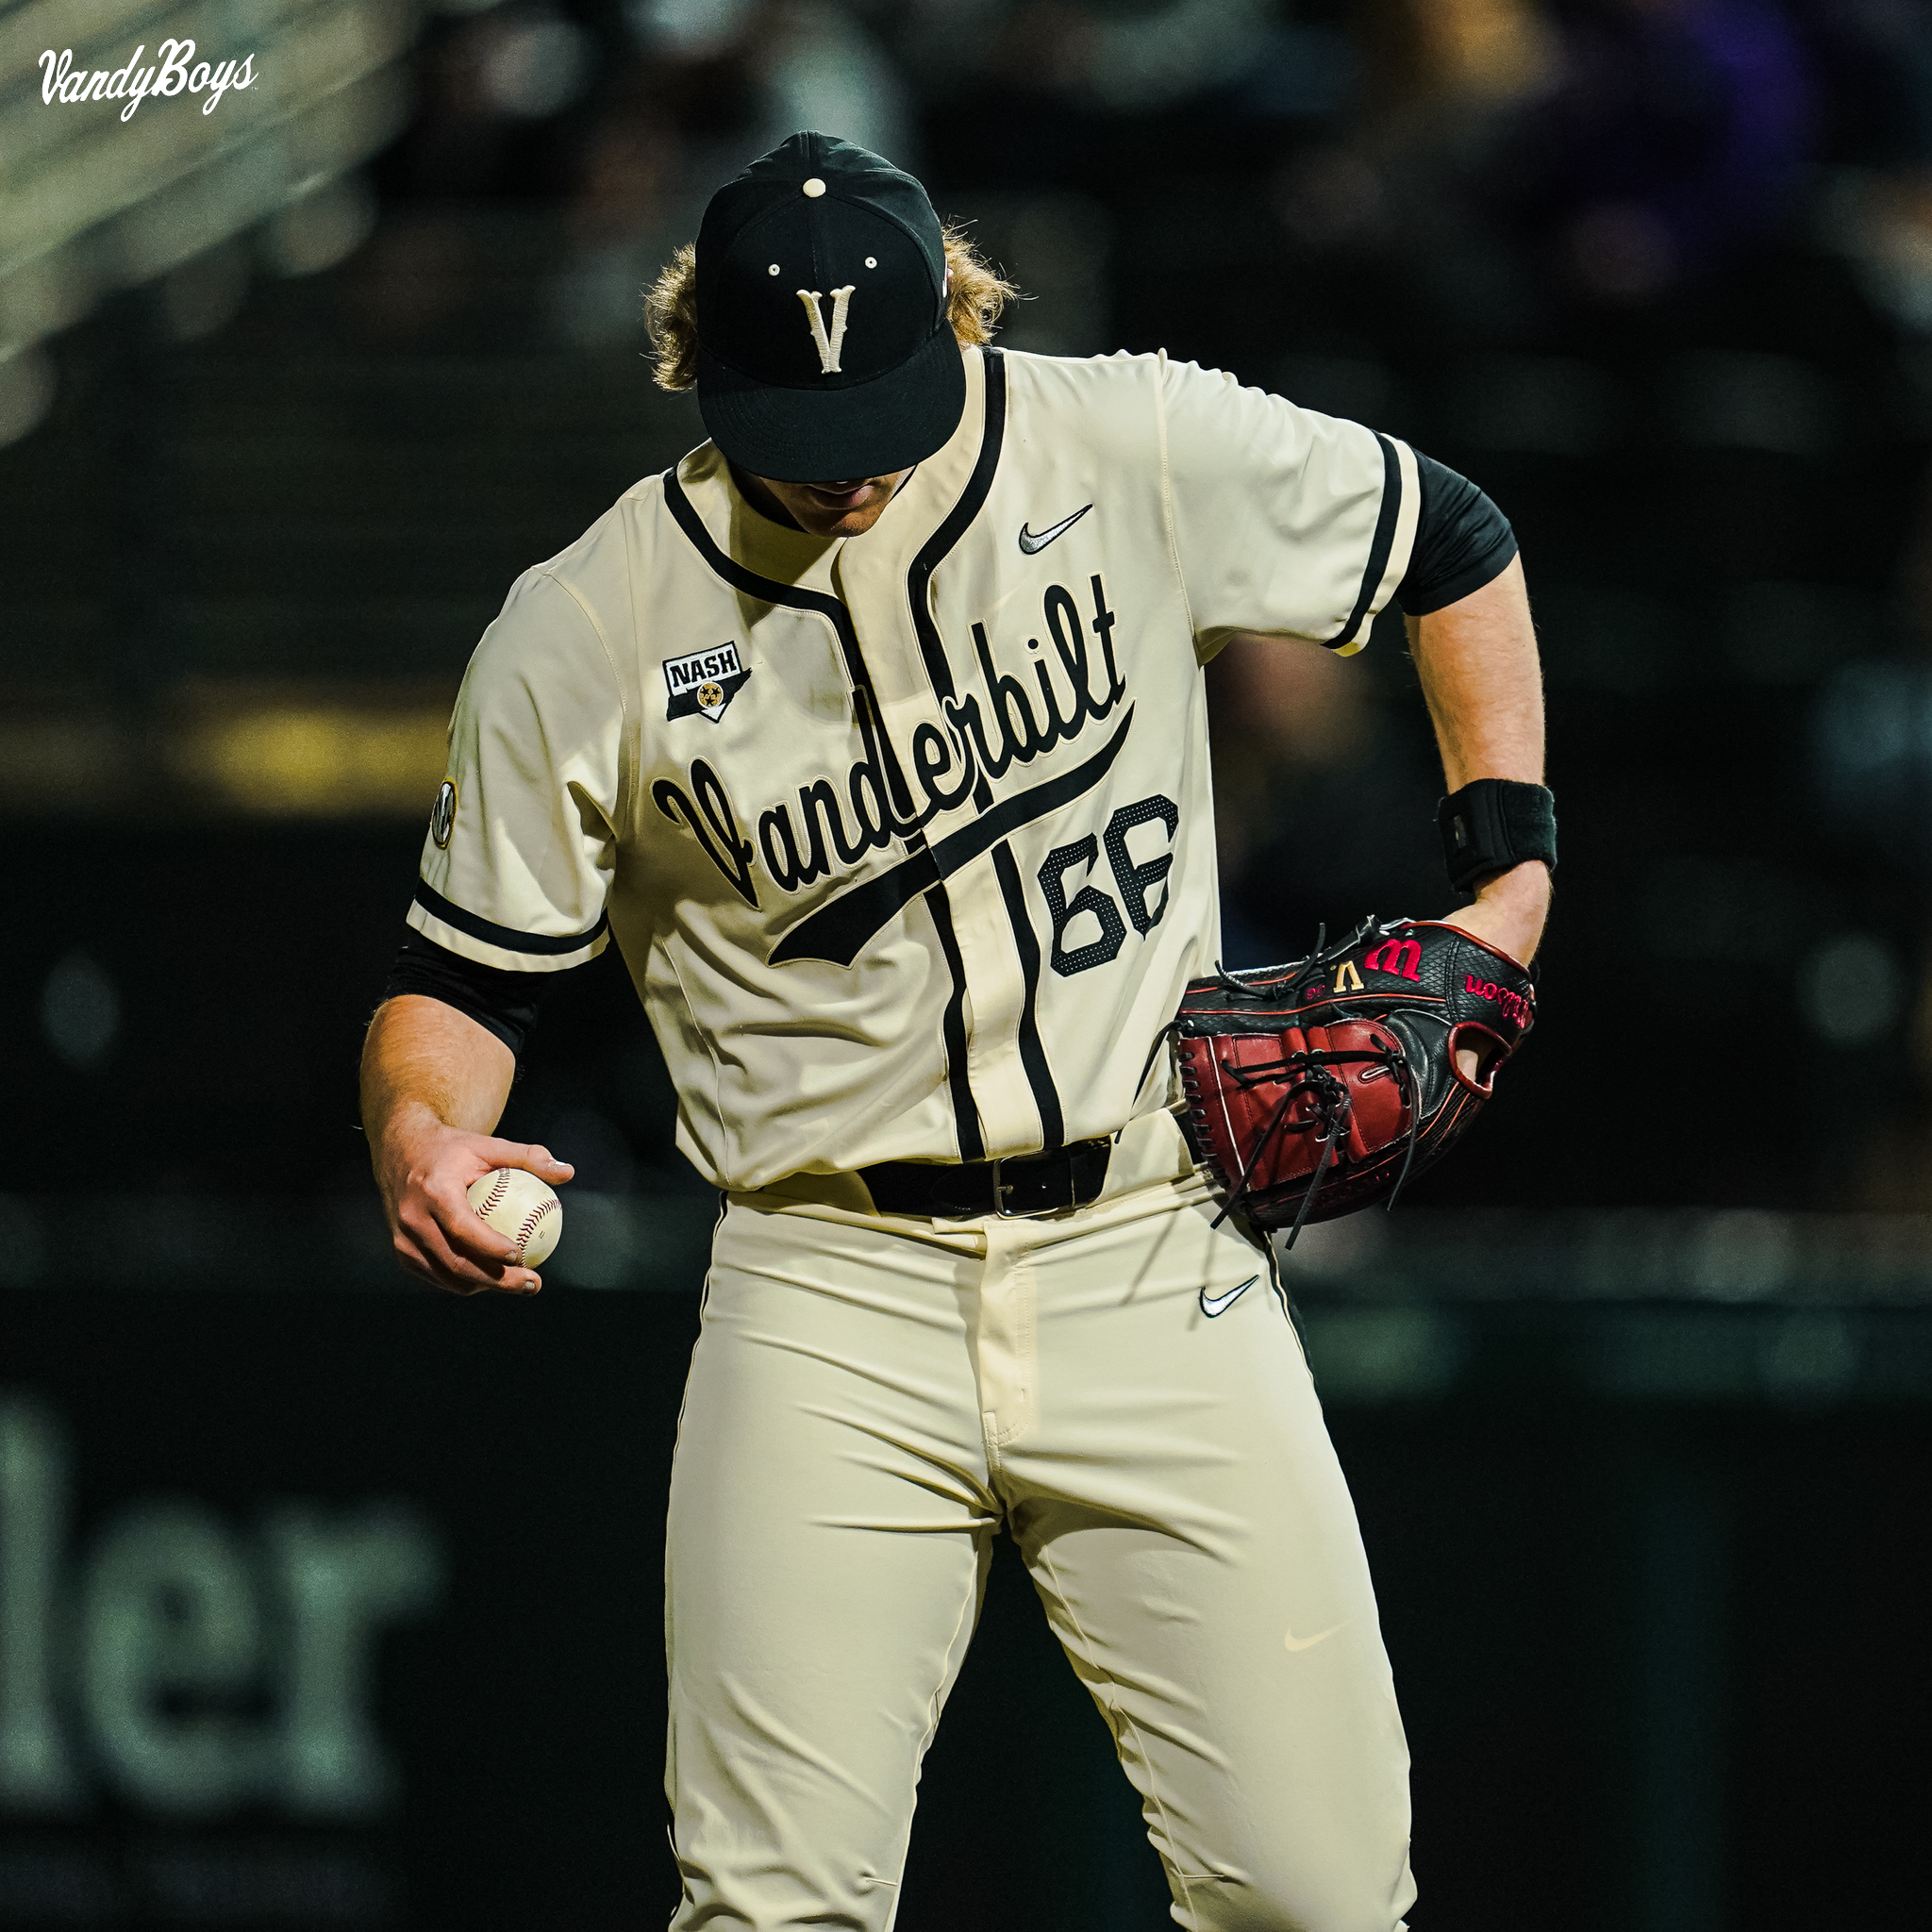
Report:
430,779,457,848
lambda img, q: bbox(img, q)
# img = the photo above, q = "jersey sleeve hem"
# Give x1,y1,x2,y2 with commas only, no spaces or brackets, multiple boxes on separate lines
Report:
1322,435,1420,657
407,882,609,973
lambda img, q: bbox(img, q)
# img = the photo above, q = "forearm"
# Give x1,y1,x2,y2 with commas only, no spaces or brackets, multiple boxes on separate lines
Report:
361,993,516,1149
1406,554,1542,790
1405,555,1551,960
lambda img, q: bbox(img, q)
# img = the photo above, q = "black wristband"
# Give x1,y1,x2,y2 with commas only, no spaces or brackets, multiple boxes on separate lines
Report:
1437,780,1557,892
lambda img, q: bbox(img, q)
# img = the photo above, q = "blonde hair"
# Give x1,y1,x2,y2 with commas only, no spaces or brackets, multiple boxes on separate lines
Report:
643,225,1020,392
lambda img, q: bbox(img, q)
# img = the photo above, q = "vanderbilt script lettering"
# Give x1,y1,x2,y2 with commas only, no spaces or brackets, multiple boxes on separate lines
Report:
654,760,758,908
756,575,1124,891
656,575,1131,928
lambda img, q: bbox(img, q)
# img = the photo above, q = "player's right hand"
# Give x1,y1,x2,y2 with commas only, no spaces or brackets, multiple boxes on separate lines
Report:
376,1111,574,1296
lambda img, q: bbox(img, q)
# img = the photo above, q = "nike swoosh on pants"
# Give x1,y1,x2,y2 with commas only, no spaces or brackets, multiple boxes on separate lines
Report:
1283,1622,1348,1653
1199,1275,1258,1318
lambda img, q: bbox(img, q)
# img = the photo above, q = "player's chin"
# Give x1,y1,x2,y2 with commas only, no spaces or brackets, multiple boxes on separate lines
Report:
796,481,891,530
808,500,892,538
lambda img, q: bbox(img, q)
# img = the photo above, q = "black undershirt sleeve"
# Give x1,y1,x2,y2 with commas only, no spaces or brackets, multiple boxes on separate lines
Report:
1395,450,1519,616
380,928,558,1058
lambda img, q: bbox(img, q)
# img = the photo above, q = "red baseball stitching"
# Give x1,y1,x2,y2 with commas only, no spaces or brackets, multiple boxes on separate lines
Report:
513,1197,558,1261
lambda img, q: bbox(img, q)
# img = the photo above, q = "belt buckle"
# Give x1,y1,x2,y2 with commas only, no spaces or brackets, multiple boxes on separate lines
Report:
990,1157,1020,1218
989,1153,1076,1219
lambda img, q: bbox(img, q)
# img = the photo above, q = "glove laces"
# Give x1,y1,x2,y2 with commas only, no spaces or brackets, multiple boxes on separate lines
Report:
1209,1034,1421,1248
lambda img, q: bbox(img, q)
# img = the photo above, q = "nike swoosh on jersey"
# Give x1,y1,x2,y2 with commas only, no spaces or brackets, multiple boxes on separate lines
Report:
1017,505,1092,554
1283,1622,1348,1653
1199,1275,1258,1319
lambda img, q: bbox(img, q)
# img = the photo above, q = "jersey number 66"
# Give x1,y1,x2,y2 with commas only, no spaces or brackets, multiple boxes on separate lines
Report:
1038,793,1179,977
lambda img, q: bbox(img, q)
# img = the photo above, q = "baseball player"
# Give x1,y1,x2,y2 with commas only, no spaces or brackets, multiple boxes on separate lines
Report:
361,133,1550,1931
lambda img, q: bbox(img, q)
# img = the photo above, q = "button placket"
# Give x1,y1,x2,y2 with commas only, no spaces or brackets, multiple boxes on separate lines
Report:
974,1217,1038,1472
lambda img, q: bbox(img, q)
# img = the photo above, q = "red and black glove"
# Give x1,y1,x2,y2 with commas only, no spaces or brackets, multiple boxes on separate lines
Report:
1172,917,1536,1243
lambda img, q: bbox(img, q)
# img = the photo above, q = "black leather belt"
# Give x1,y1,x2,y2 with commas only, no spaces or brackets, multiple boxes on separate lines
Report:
860,1139,1112,1220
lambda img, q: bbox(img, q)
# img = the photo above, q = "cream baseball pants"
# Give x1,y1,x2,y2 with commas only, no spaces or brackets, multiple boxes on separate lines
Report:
664,1114,1416,1932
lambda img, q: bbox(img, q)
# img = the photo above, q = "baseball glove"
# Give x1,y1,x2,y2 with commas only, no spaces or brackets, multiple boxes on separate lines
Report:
1171,916,1536,1243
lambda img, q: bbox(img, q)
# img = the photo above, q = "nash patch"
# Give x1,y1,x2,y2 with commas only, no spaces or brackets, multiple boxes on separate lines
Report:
664,641,750,723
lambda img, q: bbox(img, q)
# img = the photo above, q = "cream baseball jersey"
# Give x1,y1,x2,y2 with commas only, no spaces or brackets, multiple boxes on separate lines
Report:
408,346,1420,1191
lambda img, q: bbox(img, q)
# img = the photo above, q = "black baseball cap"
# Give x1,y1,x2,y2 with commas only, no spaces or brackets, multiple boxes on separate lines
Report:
694,132,964,484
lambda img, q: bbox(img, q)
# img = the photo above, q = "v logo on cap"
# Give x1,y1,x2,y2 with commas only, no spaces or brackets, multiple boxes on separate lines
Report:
797,287,856,374
692,132,965,482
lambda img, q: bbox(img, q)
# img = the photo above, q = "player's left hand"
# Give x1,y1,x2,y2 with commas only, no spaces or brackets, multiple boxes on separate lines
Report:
1441,860,1549,1083
1444,858,1550,968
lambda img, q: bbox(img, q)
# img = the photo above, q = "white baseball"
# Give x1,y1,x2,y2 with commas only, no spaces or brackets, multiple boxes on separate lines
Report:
466,1167,563,1268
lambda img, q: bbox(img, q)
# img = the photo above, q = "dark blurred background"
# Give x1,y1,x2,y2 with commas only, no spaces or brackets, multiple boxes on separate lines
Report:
2,2,1929,1927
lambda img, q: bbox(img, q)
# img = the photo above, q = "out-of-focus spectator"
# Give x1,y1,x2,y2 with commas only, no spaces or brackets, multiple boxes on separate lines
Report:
552,0,914,345
550,63,691,347
1358,0,1557,112
892,0,1276,113
385,0,598,201
1274,0,1824,335
629,0,914,173
1500,0,1817,306
1804,2,1932,333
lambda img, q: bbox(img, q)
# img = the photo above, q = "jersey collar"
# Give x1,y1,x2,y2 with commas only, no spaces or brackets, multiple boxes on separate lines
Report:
672,346,988,597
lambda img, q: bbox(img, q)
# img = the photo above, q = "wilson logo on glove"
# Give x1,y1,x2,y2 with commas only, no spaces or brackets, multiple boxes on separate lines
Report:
1361,936,1423,981
1168,917,1537,1246
1464,974,1532,1028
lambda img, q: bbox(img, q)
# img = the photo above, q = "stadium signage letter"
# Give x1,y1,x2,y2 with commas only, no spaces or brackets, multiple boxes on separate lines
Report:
0,1399,441,1818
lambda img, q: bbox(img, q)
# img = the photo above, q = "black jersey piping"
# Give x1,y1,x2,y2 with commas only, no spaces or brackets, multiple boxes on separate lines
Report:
991,841,1064,1150
663,458,992,1156
906,347,1006,711
902,346,1006,1136
923,887,983,1161
1323,433,1404,653
904,346,1066,1141
660,466,920,822
411,880,608,957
